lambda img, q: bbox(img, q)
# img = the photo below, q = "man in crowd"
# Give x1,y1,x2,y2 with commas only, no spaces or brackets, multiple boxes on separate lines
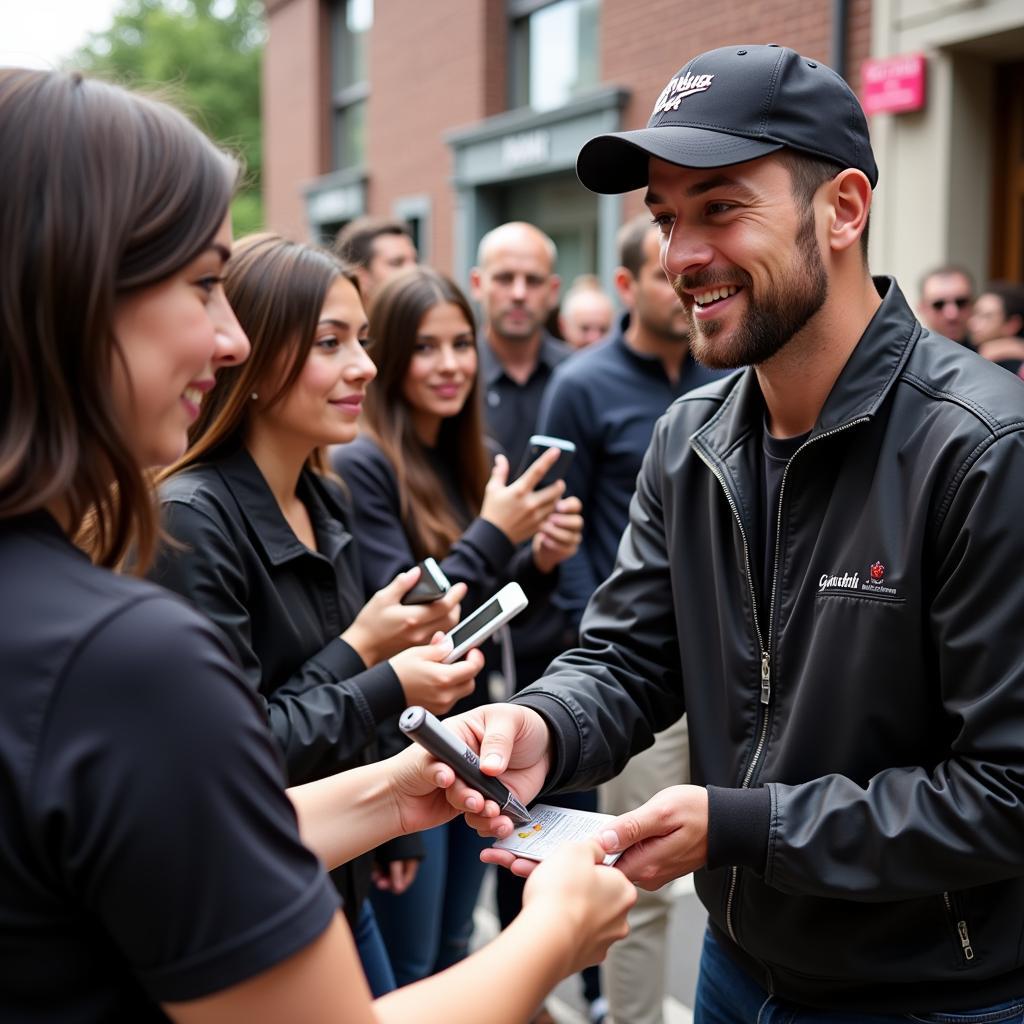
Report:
967,280,1024,374
451,44,1024,1021
537,214,725,1024
558,276,616,349
917,264,975,346
334,215,417,309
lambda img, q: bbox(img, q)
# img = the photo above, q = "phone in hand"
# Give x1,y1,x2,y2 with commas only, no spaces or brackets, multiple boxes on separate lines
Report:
515,434,576,491
441,582,528,663
400,557,452,606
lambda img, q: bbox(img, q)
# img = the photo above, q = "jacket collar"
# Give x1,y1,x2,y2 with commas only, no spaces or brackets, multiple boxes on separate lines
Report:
214,447,351,567
694,276,920,459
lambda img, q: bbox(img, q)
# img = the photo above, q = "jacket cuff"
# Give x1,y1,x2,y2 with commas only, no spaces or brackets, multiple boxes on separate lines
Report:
706,785,771,873
508,691,581,794
312,636,368,681
465,516,517,567
351,662,406,725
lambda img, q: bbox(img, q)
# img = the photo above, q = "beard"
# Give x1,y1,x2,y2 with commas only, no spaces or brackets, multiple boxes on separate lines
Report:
672,209,828,369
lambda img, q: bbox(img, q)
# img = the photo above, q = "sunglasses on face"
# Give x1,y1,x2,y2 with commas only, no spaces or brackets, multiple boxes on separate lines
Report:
930,297,971,312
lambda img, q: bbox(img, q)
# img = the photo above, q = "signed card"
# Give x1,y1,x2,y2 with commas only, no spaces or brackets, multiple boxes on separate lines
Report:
492,803,622,866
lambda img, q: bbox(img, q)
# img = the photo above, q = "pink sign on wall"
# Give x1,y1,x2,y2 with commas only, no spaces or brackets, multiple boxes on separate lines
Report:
861,53,927,116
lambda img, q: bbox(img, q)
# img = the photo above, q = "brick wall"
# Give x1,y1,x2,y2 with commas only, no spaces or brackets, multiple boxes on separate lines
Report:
365,0,506,273
263,0,329,240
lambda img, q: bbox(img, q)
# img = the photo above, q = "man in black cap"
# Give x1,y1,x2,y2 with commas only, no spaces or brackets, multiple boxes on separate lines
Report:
444,44,1024,1019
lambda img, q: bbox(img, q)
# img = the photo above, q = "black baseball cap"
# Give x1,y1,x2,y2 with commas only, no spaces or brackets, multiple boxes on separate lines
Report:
576,44,878,194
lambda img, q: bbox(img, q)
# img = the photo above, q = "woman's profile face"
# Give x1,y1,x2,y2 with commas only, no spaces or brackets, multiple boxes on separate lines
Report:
110,217,249,468
401,301,477,427
254,276,376,449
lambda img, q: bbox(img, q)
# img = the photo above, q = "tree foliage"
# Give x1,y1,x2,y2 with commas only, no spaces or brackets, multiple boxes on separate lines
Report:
70,0,266,235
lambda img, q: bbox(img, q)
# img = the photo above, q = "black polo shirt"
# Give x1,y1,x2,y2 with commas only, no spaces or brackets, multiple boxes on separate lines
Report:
478,330,573,472
0,512,337,1018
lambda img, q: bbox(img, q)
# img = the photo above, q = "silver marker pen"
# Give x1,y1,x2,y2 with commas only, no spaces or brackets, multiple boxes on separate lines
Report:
399,706,532,826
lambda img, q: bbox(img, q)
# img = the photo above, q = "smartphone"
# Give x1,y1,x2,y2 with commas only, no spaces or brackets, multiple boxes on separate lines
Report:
515,434,576,490
441,582,528,664
400,557,452,606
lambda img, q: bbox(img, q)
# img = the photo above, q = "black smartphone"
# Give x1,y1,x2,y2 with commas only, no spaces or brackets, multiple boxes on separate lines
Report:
515,434,576,491
400,557,452,605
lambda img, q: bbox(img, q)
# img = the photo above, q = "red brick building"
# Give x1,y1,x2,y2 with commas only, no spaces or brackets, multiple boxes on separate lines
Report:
263,0,1023,292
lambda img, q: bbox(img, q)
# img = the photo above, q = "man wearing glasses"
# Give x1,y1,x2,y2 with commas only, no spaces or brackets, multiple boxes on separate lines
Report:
917,264,975,346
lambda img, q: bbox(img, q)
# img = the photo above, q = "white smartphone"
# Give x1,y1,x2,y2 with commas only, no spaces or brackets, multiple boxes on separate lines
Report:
442,582,529,664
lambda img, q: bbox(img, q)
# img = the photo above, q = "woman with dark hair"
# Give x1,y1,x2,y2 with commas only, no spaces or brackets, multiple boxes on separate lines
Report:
0,67,634,1022
332,266,584,985
152,233,478,994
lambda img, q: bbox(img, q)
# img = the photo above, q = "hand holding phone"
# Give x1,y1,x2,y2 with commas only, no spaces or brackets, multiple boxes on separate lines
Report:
441,582,528,664
400,557,452,606
515,434,576,491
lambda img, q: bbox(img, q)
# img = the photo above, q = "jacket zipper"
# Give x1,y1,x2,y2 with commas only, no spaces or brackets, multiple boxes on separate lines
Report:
943,891,975,962
694,416,868,945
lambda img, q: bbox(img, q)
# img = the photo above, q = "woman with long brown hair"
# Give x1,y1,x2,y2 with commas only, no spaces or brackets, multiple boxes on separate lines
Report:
0,67,634,1023
152,234,480,994
333,266,584,986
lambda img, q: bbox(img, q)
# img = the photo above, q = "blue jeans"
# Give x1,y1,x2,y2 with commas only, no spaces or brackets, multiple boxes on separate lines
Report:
370,820,490,986
694,927,1024,1024
353,899,396,997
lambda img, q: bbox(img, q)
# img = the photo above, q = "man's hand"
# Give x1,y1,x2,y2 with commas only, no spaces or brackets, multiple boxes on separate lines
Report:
372,857,420,894
442,703,553,836
599,784,709,890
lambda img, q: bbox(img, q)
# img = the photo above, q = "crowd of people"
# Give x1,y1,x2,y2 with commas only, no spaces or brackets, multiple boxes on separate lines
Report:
2,38,1024,1024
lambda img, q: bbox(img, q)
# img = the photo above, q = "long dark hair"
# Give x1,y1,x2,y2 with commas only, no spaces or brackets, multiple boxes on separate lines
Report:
362,268,490,560
162,234,358,480
0,68,237,570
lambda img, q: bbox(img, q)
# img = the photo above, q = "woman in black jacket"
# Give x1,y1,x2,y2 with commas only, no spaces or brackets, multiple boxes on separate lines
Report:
332,267,583,985
151,235,479,995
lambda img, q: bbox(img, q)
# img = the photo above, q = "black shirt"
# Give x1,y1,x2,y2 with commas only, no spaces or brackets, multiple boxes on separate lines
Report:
537,314,728,625
0,512,337,1019
477,330,573,472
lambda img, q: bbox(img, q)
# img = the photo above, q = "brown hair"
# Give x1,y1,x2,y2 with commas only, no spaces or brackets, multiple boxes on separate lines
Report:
0,68,236,570
162,234,359,480
362,268,490,560
334,216,414,269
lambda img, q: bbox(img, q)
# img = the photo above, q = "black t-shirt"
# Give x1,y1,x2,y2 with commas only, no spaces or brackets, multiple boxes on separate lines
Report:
0,513,338,1020
759,422,809,631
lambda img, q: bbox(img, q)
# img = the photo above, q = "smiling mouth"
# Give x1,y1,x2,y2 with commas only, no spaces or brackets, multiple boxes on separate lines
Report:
691,285,740,312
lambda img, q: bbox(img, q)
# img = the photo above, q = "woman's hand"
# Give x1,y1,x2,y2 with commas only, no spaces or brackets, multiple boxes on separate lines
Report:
479,450,565,545
531,496,583,574
521,841,636,974
389,634,483,715
342,568,465,665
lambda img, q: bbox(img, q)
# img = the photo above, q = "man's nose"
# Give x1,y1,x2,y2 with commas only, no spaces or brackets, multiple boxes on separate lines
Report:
661,225,714,279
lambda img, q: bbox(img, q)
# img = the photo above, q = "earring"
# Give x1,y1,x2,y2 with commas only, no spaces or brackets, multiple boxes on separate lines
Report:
250,392,258,401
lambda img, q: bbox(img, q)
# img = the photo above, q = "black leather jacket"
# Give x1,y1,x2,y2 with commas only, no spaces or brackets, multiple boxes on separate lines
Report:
515,279,1024,1012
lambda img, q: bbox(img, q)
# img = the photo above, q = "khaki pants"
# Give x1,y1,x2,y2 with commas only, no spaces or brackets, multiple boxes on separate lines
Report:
599,715,690,1024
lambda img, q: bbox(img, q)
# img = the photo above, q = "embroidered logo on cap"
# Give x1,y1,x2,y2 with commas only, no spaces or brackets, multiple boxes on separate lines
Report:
652,72,715,116
869,561,885,583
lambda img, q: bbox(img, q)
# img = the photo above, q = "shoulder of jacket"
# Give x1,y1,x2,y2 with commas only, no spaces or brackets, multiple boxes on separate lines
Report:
900,332,1024,438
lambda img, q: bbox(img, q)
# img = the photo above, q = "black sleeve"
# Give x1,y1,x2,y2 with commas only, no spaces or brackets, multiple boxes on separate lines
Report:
336,441,518,607
154,497,404,783
32,595,339,1003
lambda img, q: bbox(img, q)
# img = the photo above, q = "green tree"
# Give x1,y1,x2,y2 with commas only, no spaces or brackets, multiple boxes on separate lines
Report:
70,0,266,235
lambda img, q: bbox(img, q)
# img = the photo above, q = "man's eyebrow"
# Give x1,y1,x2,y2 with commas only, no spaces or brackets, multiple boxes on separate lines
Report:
644,176,759,205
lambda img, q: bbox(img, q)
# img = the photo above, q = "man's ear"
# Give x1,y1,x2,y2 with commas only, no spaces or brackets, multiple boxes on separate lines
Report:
826,169,872,255
1007,313,1024,339
613,267,636,308
469,267,483,301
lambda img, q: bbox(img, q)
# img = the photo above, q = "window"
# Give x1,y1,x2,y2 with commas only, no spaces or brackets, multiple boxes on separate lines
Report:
509,0,600,112
330,0,373,170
